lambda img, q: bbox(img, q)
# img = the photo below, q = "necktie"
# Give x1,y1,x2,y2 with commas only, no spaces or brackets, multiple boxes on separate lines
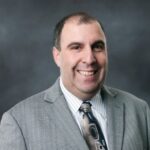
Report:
79,102,107,150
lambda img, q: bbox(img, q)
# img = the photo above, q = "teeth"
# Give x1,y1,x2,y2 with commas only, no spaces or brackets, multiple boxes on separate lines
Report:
79,71,95,76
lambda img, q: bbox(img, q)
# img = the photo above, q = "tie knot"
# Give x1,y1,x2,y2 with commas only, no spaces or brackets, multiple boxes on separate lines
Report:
79,102,92,113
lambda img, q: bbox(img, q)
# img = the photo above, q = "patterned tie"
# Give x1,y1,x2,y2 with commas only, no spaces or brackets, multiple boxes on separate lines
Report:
79,102,107,150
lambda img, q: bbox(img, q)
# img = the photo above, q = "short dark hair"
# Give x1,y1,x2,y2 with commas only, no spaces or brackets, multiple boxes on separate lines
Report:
53,12,105,50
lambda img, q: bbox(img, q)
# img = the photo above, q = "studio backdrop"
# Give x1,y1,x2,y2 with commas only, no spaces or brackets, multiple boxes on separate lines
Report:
0,0,150,119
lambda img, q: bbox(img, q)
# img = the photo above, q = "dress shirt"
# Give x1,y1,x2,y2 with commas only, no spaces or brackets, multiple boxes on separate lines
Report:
59,78,109,147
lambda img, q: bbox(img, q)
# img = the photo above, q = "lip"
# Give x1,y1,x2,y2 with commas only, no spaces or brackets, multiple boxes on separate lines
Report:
77,70,98,77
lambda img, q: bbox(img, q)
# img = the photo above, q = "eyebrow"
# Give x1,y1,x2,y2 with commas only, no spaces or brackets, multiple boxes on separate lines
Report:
92,40,105,45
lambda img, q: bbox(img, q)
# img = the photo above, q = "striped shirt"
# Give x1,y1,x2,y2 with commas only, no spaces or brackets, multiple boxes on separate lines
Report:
59,78,108,147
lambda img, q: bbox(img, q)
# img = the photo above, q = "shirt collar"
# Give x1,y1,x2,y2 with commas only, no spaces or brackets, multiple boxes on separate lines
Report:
59,78,106,118
90,91,106,119
60,78,82,114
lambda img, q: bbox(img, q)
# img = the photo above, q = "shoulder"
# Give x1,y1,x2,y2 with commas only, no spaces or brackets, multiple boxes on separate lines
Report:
6,79,61,116
103,85,149,109
103,85,150,123
6,90,47,118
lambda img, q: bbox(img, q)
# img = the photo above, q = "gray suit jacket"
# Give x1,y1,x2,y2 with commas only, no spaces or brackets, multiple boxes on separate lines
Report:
0,79,150,150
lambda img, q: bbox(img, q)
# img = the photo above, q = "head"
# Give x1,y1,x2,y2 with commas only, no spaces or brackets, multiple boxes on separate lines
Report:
53,12,108,100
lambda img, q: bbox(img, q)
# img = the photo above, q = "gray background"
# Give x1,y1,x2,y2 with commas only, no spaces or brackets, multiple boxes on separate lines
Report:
0,0,150,119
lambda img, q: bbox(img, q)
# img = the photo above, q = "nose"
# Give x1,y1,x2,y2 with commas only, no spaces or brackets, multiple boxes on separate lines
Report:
82,47,96,65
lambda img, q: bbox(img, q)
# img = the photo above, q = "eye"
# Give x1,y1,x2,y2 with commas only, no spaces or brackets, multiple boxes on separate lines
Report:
71,45,81,50
92,41,105,52
69,43,82,51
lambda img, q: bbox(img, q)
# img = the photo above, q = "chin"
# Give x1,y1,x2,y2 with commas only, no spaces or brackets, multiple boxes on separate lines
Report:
80,84,100,94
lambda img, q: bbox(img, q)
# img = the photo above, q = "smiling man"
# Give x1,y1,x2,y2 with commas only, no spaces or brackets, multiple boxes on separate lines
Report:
53,16,107,100
0,12,150,150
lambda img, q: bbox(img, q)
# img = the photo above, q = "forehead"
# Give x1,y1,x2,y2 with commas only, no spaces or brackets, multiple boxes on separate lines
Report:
60,20,106,46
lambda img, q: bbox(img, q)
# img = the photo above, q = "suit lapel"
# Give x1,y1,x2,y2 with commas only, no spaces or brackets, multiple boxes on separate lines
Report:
44,80,125,150
102,86,125,150
44,79,89,150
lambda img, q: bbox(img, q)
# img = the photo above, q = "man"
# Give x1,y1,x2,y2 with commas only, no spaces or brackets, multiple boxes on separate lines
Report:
0,12,150,150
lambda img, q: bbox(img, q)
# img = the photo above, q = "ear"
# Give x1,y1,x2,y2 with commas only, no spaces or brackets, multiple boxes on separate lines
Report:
52,46,61,67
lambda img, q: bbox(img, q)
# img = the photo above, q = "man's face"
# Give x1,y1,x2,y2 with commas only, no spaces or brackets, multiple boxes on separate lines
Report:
53,20,108,100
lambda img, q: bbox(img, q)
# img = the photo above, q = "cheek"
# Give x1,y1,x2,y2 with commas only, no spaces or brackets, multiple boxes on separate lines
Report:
59,55,74,74
61,53,80,68
97,54,108,66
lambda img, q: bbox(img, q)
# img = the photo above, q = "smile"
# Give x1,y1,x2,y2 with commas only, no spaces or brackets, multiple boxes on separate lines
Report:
78,70,97,76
